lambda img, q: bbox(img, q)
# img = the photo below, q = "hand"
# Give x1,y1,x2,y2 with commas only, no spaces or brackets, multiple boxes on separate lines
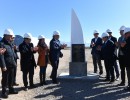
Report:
14,45,18,50
0,48,6,54
91,42,95,47
121,42,126,47
2,67,7,71
33,47,39,51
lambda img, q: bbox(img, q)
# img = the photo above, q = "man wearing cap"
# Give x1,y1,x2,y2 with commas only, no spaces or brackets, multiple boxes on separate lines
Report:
49,31,67,84
121,27,130,91
19,33,37,91
90,30,103,75
117,26,126,86
106,29,120,80
101,32,115,83
0,29,18,98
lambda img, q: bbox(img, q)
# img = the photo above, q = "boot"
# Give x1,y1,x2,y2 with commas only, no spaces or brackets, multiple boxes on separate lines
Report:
40,73,43,86
1,88,8,98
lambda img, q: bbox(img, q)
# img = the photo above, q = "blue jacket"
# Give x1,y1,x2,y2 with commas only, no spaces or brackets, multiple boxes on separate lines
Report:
90,37,103,55
0,38,17,68
49,38,62,62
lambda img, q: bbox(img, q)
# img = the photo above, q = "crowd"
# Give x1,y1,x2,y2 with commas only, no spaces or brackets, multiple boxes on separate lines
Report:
90,25,130,91
0,26,130,99
0,29,67,98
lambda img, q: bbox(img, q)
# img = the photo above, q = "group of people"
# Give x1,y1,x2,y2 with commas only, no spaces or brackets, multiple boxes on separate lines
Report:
0,28,67,98
90,26,130,91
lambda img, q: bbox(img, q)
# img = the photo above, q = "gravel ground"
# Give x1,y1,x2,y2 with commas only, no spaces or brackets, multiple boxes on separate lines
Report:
0,49,130,100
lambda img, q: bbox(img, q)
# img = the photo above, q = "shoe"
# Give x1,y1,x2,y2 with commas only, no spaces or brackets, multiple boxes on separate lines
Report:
13,83,19,86
40,83,43,86
109,80,115,83
116,77,120,81
43,82,47,85
9,90,18,94
124,86,130,91
117,82,125,86
24,87,28,91
1,92,8,98
29,84,37,88
52,81,59,84
104,79,110,82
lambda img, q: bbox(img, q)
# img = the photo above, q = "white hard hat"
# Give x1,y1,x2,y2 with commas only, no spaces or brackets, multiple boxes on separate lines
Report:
4,28,14,36
106,29,112,33
101,32,109,38
93,30,99,35
38,35,45,40
53,30,60,36
24,33,32,39
119,25,125,31
123,27,130,35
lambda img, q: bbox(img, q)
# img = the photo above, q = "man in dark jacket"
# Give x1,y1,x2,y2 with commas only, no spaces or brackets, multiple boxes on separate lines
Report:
11,34,19,86
121,27,130,91
19,33,37,91
0,29,18,98
117,26,126,86
90,30,103,75
106,29,120,80
49,31,67,84
101,32,115,83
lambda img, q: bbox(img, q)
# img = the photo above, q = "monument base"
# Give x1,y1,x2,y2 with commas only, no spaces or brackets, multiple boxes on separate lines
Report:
69,62,87,76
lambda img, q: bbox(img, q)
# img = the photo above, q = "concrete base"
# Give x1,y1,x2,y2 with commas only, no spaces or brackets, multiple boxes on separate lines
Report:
69,62,87,76
58,72,99,80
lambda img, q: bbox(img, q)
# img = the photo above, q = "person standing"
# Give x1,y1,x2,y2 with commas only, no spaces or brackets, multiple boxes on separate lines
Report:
10,34,19,86
101,32,115,83
37,35,49,86
117,26,126,86
19,33,37,91
106,29,120,80
0,29,18,98
90,30,103,75
49,31,67,84
121,27,130,91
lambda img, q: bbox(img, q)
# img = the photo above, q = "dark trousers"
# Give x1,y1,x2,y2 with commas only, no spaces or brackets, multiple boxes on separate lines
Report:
114,60,120,78
92,54,103,73
126,67,130,86
51,60,59,82
119,55,126,83
14,60,17,83
104,59,115,80
22,67,34,87
40,66,47,83
1,67,14,93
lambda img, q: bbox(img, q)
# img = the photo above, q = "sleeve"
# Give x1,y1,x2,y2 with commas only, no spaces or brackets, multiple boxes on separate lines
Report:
0,43,6,68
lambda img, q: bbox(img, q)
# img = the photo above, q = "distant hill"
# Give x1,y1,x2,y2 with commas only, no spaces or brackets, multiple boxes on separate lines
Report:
14,35,24,46
0,37,2,41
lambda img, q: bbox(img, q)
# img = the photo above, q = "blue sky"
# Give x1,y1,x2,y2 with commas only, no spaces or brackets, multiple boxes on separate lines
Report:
0,0,130,43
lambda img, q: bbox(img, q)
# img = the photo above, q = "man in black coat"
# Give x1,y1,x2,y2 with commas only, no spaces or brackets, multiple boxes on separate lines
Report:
19,33,37,91
49,31,66,84
121,27,130,91
101,32,115,83
90,30,103,75
0,29,18,98
10,35,19,86
117,26,126,86
106,29,120,80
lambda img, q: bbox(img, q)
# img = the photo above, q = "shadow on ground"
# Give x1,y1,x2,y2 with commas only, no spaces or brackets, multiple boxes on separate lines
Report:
34,78,130,100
